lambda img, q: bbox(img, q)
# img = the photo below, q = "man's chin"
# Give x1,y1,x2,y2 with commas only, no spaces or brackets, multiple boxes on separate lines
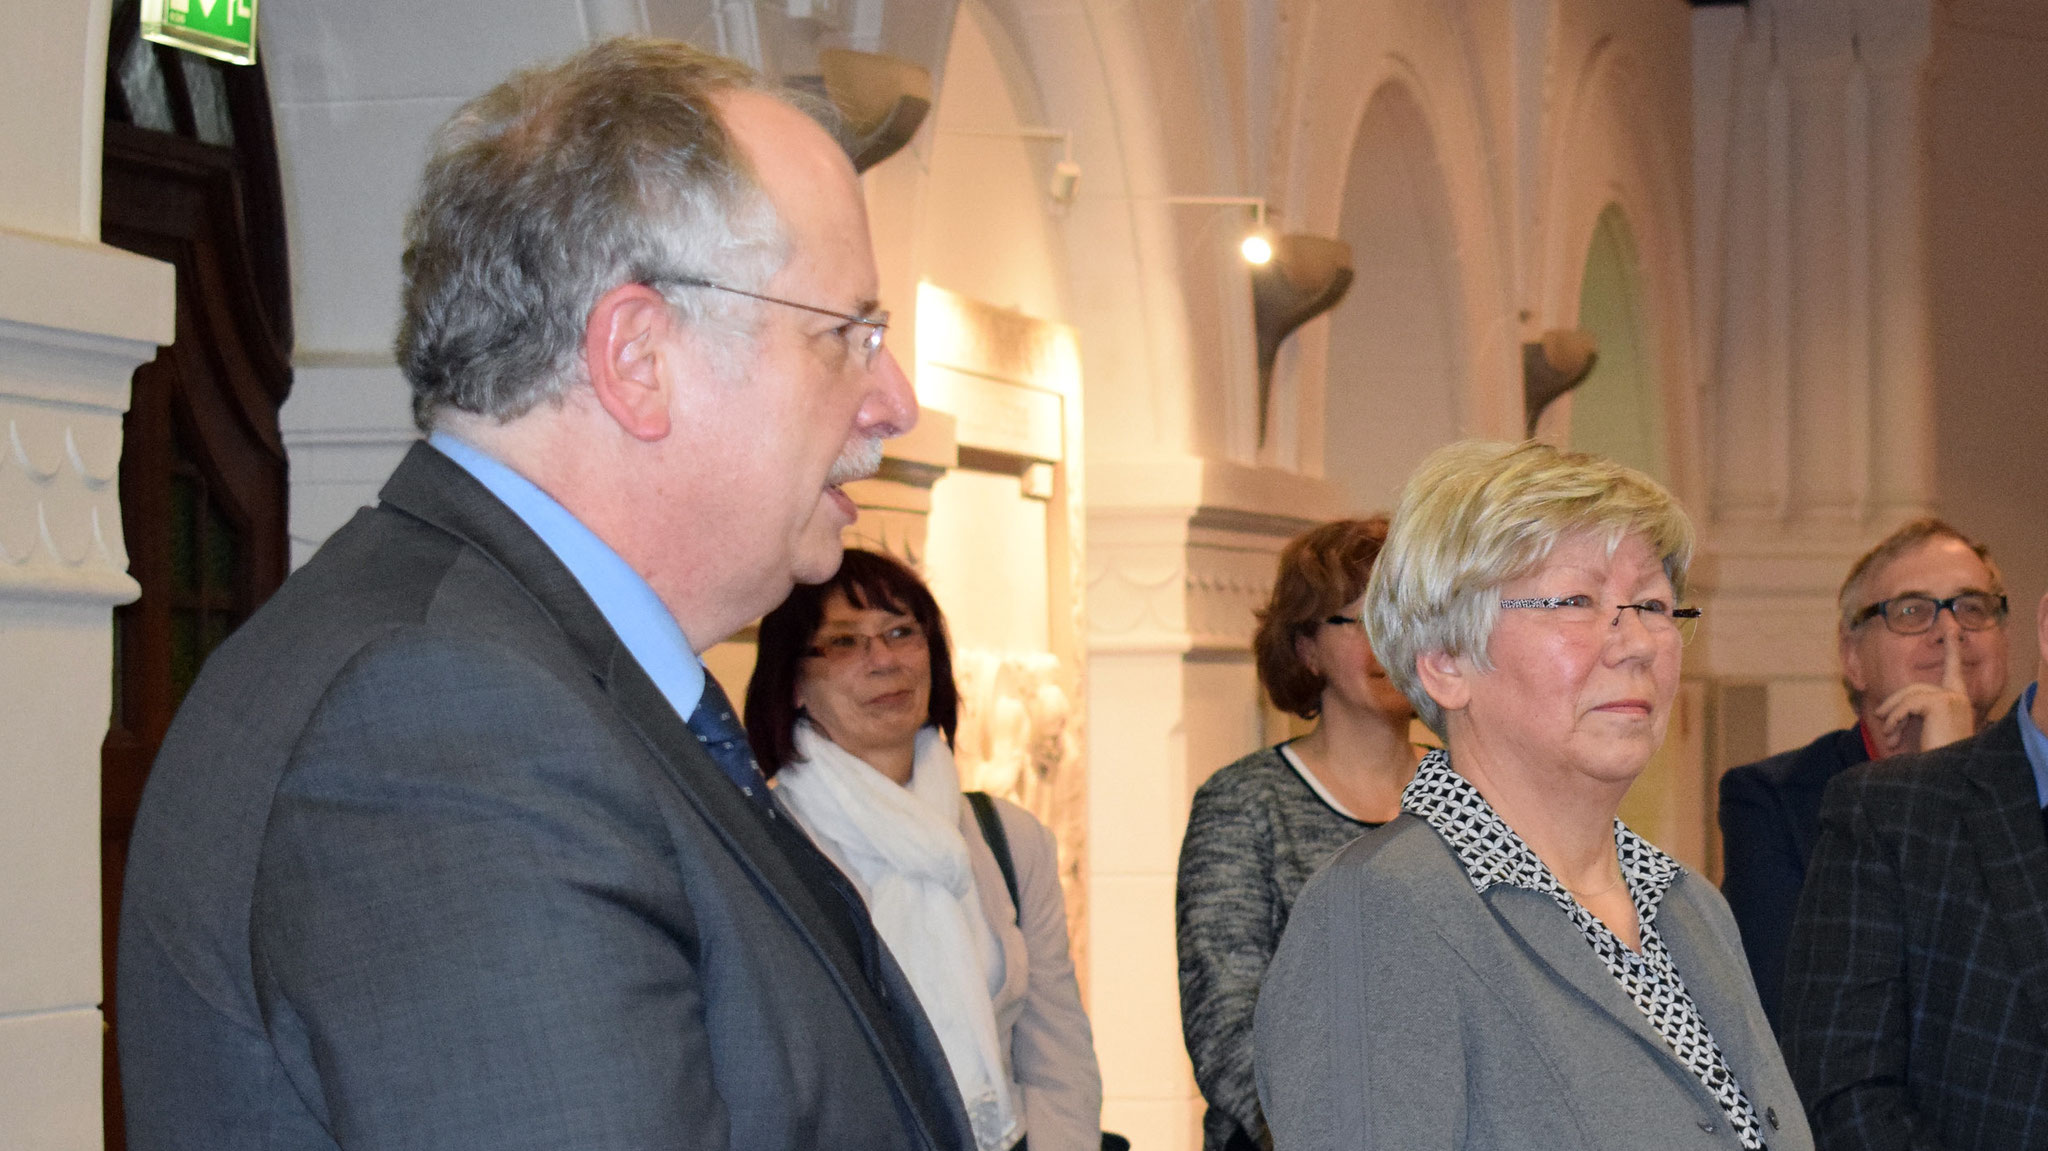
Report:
789,535,849,587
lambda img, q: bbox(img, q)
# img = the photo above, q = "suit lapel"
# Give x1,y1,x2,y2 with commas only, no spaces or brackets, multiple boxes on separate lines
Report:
375,444,961,1150
1488,887,1698,1074
1655,882,1780,1094
1958,710,2048,1037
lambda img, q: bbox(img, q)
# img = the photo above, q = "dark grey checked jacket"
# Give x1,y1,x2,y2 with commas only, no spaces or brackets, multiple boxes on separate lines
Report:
1783,703,2048,1151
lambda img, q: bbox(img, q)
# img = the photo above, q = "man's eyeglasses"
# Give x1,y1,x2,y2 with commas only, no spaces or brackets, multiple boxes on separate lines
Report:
1850,592,2008,636
648,276,890,370
1499,595,1703,645
805,622,926,664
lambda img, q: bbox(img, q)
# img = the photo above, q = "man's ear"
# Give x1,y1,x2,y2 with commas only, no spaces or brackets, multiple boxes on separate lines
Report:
2035,590,2048,669
584,283,677,442
1413,648,1471,715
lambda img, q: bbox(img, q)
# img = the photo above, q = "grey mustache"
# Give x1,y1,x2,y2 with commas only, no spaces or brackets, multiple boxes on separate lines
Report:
825,437,884,486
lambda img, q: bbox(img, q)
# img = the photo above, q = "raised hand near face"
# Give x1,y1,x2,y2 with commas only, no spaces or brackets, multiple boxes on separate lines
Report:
1869,637,1976,757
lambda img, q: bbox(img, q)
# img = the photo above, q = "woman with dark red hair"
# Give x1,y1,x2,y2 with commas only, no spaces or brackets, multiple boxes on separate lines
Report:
1175,517,1424,1151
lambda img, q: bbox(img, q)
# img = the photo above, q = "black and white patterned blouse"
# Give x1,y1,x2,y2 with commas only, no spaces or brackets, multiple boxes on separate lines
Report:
1403,750,1769,1151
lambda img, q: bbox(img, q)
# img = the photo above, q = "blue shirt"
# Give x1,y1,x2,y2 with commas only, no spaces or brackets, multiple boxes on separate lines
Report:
2018,682,2048,809
428,432,705,723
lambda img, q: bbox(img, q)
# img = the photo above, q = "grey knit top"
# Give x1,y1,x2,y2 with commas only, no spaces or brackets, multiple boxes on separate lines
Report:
1175,743,1379,1151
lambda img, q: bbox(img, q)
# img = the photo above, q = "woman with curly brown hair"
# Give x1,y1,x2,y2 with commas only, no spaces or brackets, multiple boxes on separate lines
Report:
1174,517,1424,1151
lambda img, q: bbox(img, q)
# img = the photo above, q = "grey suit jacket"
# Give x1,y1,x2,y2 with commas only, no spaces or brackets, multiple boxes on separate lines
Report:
1783,704,2048,1151
117,444,974,1151
1254,814,1812,1151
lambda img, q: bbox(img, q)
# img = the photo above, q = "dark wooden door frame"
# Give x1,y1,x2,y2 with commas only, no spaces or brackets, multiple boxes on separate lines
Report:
98,17,293,1146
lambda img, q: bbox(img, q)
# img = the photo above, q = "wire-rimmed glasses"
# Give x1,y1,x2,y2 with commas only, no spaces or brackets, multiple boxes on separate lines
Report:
1498,594,1702,645
804,622,927,664
647,275,890,370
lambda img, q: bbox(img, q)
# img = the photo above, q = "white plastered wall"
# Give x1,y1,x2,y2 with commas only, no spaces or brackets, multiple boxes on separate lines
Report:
0,2,173,1148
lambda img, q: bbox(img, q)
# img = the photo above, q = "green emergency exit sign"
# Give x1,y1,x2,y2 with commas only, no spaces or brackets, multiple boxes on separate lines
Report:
141,0,259,66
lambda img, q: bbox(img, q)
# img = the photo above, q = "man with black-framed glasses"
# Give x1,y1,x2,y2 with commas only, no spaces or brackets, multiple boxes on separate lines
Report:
1784,573,2048,1150
1718,518,2010,1032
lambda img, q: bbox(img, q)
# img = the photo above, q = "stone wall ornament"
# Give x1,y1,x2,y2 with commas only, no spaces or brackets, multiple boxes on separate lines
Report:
953,648,1087,967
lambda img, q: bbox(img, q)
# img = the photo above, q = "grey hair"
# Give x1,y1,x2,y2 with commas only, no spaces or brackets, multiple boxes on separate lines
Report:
1836,516,2003,711
397,38,842,431
1365,440,1696,736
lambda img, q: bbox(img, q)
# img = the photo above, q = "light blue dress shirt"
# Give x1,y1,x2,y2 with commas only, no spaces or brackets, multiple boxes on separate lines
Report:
2016,682,2048,809
428,432,705,723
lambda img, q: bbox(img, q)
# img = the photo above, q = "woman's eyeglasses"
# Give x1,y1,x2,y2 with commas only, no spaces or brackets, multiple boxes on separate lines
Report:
805,622,926,663
1499,595,1702,645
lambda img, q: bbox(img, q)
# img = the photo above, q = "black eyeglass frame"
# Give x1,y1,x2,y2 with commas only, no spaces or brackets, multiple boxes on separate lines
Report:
646,275,890,369
1849,592,2009,636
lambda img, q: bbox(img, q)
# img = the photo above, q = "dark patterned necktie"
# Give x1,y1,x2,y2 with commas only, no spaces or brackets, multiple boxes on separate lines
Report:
685,674,775,815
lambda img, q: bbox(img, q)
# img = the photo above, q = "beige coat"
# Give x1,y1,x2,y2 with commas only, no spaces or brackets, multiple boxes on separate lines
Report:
957,796,1104,1151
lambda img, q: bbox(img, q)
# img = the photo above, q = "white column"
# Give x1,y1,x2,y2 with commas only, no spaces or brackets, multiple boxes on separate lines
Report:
1,4,175,1146
1861,5,1936,520
1694,0,1938,760
0,207,172,1151
1085,458,1339,1151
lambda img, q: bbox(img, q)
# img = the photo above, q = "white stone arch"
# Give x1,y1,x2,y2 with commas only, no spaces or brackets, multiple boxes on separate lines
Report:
913,0,1070,323
1316,75,1470,515
1569,202,1667,483
1534,31,1701,508
1271,0,1521,484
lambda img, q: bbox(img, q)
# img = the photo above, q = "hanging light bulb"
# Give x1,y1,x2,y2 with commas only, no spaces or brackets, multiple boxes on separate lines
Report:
1241,232,1274,265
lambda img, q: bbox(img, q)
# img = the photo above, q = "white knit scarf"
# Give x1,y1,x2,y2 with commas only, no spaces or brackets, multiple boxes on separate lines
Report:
775,721,1022,1151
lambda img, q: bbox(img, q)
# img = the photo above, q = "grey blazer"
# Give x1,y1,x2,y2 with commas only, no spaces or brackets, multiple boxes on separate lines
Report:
1254,814,1812,1151
117,444,974,1151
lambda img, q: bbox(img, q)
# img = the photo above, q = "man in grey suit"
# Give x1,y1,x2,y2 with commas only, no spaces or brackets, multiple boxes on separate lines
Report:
117,38,972,1151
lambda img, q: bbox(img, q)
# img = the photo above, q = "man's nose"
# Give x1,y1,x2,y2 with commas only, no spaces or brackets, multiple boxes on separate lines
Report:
857,347,918,440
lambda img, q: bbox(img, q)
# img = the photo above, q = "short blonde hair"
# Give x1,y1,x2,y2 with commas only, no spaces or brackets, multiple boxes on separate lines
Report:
1364,441,1696,735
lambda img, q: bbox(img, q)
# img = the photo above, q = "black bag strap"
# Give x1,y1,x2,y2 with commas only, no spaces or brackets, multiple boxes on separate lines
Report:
964,790,1021,923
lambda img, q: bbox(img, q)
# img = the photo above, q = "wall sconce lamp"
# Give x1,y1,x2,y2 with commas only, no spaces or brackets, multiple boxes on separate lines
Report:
1162,197,1352,443
1522,328,1599,435
808,48,933,173
1165,196,1272,264
1252,234,1354,445
944,127,1082,206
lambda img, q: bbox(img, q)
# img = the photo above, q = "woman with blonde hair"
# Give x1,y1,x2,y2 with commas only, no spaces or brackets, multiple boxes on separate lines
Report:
1255,442,1809,1150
